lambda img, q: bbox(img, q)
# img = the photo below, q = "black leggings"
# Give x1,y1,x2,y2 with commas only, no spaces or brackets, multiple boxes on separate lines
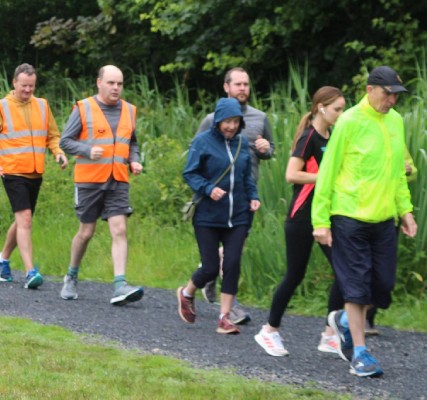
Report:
268,220,343,328
191,225,248,295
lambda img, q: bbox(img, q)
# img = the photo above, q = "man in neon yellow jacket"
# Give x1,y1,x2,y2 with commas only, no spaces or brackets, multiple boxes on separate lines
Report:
312,66,417,377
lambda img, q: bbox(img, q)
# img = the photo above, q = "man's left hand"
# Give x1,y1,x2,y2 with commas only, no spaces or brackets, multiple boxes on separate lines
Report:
401,213,417,237
130,162,143,175
255,135,270,153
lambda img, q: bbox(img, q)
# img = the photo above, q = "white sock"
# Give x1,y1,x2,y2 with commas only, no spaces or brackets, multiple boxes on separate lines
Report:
183,288,193,298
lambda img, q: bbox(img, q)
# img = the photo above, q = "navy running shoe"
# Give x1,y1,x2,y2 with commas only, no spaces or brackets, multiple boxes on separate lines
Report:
328,310,353,362
0,260,13,282
350,350,384,377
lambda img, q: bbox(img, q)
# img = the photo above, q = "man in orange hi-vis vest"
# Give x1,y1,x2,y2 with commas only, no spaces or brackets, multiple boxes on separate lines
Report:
59,65,144,306
0,63,68,289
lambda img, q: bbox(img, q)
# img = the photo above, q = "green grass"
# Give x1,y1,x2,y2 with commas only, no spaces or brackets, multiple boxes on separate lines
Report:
0,317,350,400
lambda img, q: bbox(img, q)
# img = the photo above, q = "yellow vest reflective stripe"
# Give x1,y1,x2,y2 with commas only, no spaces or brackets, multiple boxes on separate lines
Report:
74,97,135,183
0,97,48,174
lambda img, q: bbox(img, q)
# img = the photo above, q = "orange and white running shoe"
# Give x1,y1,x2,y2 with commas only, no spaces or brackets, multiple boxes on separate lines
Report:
254,325,289,357
317,332,339,354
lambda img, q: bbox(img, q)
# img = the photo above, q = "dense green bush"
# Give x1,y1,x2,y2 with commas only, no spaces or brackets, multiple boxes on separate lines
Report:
130,135,190,225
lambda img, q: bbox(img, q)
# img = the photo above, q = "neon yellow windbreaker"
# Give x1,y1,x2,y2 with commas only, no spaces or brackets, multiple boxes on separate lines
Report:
312,94,413,228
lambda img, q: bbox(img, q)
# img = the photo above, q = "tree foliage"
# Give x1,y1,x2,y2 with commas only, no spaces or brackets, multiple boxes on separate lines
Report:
0,0,98,76
2,0,427,95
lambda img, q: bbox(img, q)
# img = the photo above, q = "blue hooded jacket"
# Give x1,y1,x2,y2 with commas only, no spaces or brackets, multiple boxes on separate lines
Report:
183,97,259,227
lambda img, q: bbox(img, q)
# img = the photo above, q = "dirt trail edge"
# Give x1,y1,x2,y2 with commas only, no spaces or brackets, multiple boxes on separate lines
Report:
1,273,426,400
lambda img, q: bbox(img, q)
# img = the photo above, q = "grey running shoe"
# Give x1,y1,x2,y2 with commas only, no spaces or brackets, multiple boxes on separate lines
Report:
24,267,43,289
61,275,78,300
110,283,144,306
328,310,353,362
0,260,13,282
201,279,217,303
230,304,251,325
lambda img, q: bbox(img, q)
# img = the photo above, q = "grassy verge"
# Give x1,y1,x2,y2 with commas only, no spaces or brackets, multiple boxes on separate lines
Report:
0,316,350,400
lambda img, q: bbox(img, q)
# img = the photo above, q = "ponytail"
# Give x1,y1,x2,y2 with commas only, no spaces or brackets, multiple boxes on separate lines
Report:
291,112,312,151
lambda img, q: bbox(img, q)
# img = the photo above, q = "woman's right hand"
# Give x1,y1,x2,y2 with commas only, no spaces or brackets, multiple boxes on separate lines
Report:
210,187,227,201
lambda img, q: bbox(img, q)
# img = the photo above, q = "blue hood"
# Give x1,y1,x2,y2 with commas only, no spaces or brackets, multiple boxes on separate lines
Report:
213,98,245,130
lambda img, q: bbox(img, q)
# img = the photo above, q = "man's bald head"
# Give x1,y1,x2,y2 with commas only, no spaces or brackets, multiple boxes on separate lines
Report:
96,65,124,105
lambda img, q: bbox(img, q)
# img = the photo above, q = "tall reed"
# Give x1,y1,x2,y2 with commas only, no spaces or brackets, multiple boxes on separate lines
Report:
398,54,427,282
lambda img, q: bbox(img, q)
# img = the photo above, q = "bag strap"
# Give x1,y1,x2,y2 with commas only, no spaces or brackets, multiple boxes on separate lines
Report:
213,134,242,185
194,134,242,205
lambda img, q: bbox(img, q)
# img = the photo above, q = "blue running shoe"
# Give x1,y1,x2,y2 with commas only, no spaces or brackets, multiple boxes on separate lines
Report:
350,350,384,377
328,310,353,362
24,267,43,289
0,260,13,282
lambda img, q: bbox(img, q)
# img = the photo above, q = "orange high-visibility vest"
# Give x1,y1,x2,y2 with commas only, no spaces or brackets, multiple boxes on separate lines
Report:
0,97,48,174
74,97,136,183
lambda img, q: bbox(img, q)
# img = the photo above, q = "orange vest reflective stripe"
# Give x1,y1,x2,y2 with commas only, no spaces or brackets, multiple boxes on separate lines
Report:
0,97,48,174
74,97,136,183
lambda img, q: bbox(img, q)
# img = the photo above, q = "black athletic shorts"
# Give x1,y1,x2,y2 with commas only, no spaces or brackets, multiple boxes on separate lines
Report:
2,175,43,214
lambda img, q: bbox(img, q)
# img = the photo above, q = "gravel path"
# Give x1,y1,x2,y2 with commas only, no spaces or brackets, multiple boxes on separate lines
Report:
1,272,426,400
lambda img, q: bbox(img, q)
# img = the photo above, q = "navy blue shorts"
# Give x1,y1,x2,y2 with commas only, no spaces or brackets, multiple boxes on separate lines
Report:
331,216,397,309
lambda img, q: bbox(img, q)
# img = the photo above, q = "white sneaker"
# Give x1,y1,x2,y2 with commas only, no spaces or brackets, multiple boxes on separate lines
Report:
317,332,339,354
254,326,289,357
